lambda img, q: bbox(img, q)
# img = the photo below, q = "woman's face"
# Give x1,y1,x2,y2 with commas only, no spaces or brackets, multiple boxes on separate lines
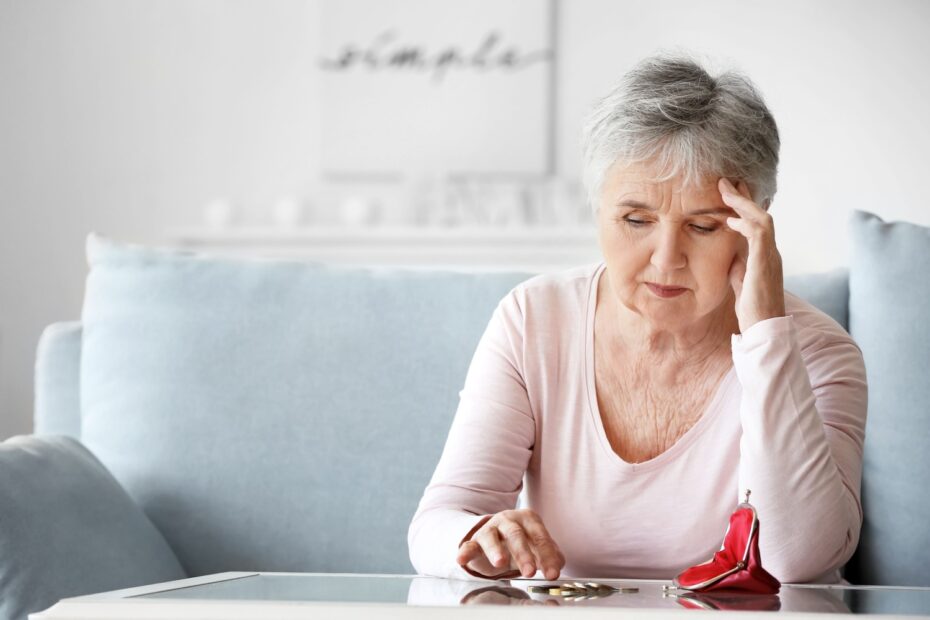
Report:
596,159,746,331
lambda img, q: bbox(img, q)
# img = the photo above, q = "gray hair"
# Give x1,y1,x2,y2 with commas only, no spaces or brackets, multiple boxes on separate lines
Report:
581,54,780,213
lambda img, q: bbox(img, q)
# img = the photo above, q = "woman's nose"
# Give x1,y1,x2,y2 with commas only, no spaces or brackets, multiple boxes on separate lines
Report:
650,225,687,272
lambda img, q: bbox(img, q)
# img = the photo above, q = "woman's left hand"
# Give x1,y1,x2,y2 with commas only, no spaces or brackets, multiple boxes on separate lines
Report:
719,177,786,333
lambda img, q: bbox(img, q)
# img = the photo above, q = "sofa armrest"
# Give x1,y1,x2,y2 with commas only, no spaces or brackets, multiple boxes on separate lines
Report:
34,321,82,438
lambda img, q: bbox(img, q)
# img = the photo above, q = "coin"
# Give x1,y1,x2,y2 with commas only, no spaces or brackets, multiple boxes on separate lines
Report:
528,582,638,597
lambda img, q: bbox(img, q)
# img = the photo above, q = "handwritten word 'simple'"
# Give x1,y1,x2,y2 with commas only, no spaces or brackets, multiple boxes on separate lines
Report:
320,30,552,83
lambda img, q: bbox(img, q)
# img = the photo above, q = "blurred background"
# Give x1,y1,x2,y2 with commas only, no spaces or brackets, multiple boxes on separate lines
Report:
1,0,928,440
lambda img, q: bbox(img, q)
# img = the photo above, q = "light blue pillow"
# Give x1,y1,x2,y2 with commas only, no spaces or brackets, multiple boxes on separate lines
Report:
0,435,186,620
78,233,532,576
848,210,930,586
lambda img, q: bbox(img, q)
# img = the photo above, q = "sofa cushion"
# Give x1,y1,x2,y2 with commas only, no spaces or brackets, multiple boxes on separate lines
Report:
0,435,186,620
78,234,532,576
848,210,930,586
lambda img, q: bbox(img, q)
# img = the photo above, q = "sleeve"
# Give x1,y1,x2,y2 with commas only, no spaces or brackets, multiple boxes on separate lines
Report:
407,290,536,580
731,314,868,583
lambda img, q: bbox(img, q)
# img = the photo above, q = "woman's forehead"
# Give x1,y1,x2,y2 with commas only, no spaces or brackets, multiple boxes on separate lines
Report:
607,173,726,209
603,169,736,216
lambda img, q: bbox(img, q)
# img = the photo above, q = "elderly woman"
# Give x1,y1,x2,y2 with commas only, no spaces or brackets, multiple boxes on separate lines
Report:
407,55,867,584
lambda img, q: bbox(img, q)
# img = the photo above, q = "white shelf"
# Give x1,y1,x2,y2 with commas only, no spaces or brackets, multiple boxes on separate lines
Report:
166,225,602,272
171,225,595,243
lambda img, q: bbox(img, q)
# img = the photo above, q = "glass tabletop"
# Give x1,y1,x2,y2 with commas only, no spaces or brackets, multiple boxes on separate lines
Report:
135,573,930,615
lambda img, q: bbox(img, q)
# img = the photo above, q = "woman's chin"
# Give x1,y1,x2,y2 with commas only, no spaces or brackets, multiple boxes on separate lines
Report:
634,297,734,333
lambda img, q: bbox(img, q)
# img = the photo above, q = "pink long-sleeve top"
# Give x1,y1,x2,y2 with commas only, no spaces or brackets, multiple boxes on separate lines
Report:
408,261,867,583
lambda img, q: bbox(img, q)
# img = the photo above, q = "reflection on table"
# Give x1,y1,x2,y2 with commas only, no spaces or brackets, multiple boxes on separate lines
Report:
409,576,925,614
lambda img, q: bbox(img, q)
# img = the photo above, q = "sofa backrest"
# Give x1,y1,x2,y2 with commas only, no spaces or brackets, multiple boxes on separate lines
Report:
58,235,535,576
33,237,855,579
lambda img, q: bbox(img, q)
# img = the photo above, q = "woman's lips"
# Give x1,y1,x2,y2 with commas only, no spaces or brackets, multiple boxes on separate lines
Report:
646,282,688,298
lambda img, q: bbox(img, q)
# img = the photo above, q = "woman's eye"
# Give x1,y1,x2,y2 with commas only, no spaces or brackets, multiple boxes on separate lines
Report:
619,216,717,233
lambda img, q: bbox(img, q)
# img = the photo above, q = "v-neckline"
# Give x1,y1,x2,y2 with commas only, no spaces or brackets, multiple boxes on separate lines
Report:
583,262,736,473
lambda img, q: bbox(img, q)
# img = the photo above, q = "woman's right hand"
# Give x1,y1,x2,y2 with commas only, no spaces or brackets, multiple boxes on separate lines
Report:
456,509,566,580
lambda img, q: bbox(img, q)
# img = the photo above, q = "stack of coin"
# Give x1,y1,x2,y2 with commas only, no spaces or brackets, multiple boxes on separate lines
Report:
527,582,639,601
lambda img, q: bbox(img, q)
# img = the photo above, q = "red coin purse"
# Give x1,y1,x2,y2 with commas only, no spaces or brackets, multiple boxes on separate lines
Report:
672,490,781,595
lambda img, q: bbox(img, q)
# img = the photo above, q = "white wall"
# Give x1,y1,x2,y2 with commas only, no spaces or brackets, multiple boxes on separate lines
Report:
1,0,928,440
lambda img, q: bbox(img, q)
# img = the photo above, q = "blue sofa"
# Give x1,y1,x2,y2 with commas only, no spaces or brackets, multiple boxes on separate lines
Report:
3,210,928,618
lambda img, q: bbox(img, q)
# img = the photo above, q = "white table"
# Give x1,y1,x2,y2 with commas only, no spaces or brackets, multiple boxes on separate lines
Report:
31,572,930,619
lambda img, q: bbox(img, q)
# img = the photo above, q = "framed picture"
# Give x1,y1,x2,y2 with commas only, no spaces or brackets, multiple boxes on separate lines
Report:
319,0,555,178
